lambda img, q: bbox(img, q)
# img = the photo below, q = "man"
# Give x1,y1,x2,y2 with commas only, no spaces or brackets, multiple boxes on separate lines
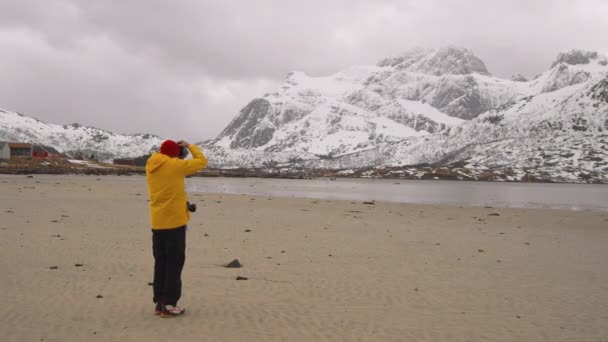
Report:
146,139,208,318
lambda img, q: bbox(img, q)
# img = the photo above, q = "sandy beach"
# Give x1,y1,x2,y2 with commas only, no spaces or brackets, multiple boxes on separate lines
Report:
1,174,607,342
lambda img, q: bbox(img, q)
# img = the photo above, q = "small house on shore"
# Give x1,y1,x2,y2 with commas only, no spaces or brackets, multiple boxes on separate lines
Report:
0,142,33,160
33,145,54,158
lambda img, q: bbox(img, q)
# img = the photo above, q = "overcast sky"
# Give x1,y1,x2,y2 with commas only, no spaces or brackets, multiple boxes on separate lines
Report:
1,0,607,141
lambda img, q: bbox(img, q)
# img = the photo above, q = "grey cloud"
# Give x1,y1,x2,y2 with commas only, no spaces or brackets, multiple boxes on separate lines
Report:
0,0,606,141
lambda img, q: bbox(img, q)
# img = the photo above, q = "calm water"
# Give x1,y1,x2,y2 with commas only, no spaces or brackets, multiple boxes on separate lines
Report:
186,177,608,211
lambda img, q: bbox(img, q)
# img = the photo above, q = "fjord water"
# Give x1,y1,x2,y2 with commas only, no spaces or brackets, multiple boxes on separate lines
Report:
187,177,608,211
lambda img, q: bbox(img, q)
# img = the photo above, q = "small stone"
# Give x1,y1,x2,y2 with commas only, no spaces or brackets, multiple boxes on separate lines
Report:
524,242,531,246
225,259,242,268
51,220,59,223
478,249,485,253
96,295,103,299
74,263,84,267
488,213,500,216
281,250,286,253
148,282,153,286
49,266,59,270
236,276,248,280
363,201,375,205
435,243,441,246
244,229,252,232
204,233,209,237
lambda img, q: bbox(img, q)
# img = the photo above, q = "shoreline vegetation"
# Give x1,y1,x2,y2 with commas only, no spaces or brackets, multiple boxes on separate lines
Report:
0,157,605,184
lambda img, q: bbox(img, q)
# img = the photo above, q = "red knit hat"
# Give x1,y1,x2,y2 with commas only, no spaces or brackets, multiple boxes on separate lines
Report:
160,140,180,157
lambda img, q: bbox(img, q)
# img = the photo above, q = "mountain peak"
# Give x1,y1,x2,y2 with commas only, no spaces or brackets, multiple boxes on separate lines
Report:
377,46,432,68
378,46,490,76
551,49,603,68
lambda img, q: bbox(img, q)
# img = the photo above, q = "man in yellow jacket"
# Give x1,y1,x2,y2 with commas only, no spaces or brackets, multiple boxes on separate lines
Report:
146,139,208,318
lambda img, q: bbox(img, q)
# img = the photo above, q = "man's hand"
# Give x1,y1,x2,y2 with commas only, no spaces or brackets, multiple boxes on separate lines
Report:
177,140,190,148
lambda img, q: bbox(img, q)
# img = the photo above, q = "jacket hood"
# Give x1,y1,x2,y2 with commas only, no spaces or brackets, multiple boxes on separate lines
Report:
146,152,170,173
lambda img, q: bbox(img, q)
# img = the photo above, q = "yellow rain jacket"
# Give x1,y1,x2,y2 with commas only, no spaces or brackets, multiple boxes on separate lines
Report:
146,144,208,230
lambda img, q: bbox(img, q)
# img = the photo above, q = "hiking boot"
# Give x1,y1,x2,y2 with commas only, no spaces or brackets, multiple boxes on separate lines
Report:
160,305,186,318
154,303,163,315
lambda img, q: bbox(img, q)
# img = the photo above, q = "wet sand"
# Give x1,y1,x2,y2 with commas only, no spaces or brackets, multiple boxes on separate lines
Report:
1,174,607,342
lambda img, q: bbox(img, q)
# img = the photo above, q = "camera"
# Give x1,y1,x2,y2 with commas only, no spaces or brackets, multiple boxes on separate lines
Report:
178,146,189,159
187,201,197,213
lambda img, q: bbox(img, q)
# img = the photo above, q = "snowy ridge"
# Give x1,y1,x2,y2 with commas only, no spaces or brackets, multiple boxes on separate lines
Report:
0,108,163,160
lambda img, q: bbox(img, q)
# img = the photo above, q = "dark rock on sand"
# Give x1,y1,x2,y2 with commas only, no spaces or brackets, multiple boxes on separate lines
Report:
225,259,242,268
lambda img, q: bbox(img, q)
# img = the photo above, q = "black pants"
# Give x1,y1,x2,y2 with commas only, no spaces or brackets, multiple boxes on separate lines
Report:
152,226,186,306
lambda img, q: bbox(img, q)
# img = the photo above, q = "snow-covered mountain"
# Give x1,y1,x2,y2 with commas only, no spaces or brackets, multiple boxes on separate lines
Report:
212,47,606,155
206,47,608,182
1,46,606,182
0,108,163,160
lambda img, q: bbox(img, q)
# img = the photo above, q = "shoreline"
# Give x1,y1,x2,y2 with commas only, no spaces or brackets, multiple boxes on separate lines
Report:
1,165,606,185
1,157,606,184
2,173,607,212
